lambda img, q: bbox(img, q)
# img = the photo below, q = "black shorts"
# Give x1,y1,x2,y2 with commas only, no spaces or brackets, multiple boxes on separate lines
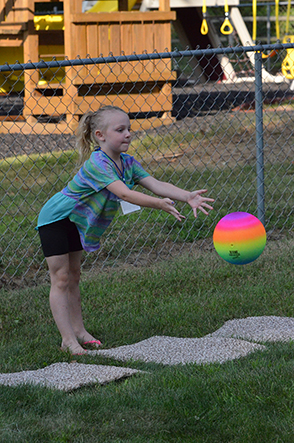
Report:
38,218,83,257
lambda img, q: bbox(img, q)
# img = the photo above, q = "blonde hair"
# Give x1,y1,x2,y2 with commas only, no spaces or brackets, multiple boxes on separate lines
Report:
75,106,128,166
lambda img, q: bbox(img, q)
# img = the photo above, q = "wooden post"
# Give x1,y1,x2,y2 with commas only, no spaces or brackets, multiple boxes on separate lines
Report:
23,0,39,125
159,0,170,11
63,0,82,131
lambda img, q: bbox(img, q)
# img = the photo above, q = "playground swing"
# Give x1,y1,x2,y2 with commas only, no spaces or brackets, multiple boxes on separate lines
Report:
281,0,294,78
220,0,234,35
201,0,234,35
200,0,209,35
252,0,288,59
252,0,294,79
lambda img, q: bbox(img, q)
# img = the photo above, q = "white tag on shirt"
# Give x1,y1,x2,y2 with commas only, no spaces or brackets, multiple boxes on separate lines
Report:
120,200,141,215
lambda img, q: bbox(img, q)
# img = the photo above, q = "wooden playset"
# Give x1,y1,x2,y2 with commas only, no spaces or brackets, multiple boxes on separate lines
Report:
0,0,176,134
1,0,292,134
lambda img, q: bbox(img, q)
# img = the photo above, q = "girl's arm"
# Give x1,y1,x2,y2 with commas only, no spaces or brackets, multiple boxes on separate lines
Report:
106,180,185,221
139,176,214,218
107,176,214,220
139,176,190,201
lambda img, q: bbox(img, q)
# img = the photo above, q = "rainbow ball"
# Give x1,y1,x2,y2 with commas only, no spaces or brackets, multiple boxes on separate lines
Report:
213,212,266,265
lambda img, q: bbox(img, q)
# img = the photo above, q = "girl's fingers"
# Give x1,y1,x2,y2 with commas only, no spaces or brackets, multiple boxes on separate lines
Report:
202,202,214,210
199,207,209,215
171,207,185,221
174,212,185,221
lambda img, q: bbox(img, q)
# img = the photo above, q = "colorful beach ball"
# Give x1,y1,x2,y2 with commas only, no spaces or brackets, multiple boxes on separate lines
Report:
213,212,266,265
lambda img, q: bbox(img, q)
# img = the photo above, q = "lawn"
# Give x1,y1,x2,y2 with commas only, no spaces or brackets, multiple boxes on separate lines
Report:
1,138,293,282
0,117,293,441
0,236,294,442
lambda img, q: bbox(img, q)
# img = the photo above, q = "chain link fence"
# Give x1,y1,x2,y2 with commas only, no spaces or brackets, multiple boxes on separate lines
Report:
1,43,293,287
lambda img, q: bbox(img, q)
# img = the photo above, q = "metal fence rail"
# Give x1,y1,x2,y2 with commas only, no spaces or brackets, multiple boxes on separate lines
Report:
0,43,293,287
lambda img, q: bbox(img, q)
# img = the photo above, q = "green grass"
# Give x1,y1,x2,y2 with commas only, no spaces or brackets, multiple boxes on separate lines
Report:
0,237,294,442
0,138,293,281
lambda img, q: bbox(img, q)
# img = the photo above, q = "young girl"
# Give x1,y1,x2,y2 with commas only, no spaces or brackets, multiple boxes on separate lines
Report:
37,106,214,355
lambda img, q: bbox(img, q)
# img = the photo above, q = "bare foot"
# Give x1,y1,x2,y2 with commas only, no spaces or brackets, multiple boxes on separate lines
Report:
61,341,87,355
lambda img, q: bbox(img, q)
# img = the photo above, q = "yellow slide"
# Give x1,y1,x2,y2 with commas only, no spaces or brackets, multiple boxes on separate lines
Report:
34,14,64,31
281,36,294,79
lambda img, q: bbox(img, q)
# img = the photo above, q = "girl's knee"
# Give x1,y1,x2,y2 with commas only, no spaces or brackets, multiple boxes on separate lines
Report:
69,266,81,286
51,268,71,291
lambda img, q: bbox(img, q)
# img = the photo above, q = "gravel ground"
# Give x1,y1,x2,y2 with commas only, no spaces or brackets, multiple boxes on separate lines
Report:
92,335,266,366
0,132,75,159
1,316,293,391
0,363,142,391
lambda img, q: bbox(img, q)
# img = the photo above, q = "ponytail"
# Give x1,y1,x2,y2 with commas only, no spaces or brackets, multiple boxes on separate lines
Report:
75,106,127,166
75,112,94,166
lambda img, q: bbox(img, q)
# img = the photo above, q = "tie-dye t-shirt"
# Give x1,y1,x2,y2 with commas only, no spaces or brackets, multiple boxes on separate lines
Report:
37,149,149,252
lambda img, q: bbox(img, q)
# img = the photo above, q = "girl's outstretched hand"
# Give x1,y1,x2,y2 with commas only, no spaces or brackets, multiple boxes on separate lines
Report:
187,189,214,218
160,198,186,221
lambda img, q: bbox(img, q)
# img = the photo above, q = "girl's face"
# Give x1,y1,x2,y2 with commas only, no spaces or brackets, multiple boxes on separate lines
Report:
95,111,131,157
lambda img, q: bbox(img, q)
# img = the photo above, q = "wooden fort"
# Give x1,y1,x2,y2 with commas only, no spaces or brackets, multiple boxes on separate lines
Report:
0,0,176,134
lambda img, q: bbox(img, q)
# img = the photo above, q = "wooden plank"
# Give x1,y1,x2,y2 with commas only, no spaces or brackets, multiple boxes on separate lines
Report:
24,95,69,115
109,23,121,55
98,61,117,80
23,33,38,63
130,114,175,131
63,0,76,117
70,69,176,84
22,23,38,119
98,23,110,55
159,0,170,11
0,114,26,121
120,22,133,76
70,0,83,13
0,23,27,34
87,23,98,57
71,11,176,23
0,36,23,46
85,24,100,78
109,23,121,76
0,116,174,135
153,22,171,73
96,23,112,77
74,90,173,113
141,21,155,73
130,23,145,75
154,21,171,51
0,120,70,135
120,22,133,54
69,23,85,59
14,0,27,22
133,22,145,55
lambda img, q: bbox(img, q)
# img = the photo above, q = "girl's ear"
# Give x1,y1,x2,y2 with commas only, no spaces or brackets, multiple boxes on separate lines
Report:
95,129,105,141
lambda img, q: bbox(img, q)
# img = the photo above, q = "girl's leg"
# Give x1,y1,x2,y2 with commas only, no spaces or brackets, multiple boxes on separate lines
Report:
67,251,101,347
46,253,86,355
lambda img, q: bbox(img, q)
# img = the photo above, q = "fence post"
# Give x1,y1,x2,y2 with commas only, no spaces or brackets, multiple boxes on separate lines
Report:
254,50,265,226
